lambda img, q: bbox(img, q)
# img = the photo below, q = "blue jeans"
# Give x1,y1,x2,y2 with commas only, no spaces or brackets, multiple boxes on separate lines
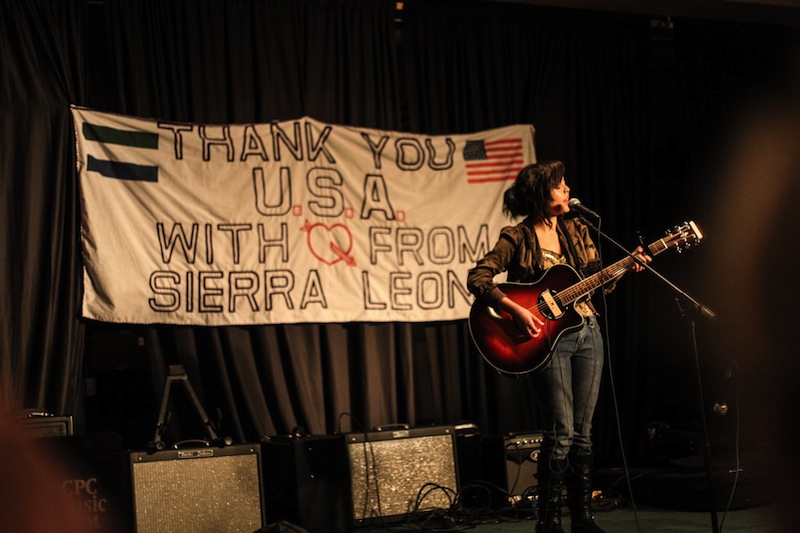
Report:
532,315,604,461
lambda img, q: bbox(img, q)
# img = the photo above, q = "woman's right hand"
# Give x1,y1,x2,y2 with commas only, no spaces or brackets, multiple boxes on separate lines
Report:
500,297,543,338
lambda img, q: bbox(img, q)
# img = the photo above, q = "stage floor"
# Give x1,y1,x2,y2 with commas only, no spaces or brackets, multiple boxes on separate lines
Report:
352,502,778,532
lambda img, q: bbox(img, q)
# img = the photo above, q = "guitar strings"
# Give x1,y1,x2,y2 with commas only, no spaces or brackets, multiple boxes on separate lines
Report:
522,227,689,319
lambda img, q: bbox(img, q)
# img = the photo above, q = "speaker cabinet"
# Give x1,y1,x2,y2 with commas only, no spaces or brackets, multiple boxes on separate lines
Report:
454,431,507,511
504,432,543,497
261,434,352,532
17,415,74,438
130,444,264,533
345,426,458,527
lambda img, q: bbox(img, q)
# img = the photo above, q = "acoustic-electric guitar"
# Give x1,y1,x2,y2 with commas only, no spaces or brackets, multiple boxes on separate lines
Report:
468,221,703,376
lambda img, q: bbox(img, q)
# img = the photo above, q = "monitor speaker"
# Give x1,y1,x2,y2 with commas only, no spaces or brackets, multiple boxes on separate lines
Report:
130,444,264,533
505,432,543,497
345,425,458,526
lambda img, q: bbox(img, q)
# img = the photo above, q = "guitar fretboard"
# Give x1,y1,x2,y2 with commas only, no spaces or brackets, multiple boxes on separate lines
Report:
558,235,676,306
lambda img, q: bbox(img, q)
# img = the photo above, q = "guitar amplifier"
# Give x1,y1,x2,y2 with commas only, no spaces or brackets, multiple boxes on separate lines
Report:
505,432,544,498
345,425,459,527
130,444,265,533
16,414,74,438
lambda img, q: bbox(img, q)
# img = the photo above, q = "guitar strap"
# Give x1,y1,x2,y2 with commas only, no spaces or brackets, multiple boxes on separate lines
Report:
558,217,586,279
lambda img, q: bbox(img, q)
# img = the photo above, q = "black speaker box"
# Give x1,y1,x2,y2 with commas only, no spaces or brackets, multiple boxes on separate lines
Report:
261,434,352,532
130,443,265,533
17,415,74,438
345,425,459,527
454,431,507,511
504,432,543,498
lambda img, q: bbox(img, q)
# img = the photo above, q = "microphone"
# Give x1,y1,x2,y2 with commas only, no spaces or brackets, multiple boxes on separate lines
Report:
567,198,600,219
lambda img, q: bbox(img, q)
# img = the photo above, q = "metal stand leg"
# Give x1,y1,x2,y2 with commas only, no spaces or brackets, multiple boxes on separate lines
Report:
149,364,221,452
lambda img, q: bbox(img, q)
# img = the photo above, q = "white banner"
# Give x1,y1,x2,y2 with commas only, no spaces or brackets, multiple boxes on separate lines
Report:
71,106,536,325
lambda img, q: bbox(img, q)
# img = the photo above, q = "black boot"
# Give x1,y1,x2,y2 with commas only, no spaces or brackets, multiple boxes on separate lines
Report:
535,457,567,533
565,453,605,533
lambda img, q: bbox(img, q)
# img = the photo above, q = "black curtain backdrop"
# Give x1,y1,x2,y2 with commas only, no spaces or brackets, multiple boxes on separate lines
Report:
2,0,798,470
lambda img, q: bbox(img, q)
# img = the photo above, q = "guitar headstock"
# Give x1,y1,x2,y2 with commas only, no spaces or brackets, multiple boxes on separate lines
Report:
664,220,703,252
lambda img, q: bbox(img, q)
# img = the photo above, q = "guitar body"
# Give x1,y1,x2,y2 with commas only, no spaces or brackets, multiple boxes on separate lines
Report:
469,264,586,376
469,221,703,376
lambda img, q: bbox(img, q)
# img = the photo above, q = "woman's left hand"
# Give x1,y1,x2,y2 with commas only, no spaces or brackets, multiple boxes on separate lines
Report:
630,246,652,272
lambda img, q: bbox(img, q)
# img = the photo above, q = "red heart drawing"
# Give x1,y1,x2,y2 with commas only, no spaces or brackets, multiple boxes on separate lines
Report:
301,221,356,266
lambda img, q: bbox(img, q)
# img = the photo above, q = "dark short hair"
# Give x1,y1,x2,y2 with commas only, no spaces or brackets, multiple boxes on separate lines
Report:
502,160,565,220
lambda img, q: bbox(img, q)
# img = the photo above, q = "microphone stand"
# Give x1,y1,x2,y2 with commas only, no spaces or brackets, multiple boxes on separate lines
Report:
576,214,719,533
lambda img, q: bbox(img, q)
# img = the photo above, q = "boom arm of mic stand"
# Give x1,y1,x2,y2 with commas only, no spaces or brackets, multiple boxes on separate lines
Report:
577,215,716,320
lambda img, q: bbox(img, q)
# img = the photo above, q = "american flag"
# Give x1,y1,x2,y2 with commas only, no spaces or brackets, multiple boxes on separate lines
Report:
463,138,524,183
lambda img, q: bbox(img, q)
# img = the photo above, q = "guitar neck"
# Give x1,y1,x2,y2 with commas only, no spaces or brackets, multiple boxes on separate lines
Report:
559,238,670,305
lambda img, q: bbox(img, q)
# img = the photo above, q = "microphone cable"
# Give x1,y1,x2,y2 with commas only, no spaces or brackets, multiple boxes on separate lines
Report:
595,219,644,533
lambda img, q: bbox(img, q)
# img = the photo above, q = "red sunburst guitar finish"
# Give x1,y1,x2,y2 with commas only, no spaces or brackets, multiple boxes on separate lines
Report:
468,221,703,376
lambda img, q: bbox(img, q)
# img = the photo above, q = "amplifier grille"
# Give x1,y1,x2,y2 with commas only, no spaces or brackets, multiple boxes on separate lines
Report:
131,447,263,533
17,416,73,438
348,433,457,521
